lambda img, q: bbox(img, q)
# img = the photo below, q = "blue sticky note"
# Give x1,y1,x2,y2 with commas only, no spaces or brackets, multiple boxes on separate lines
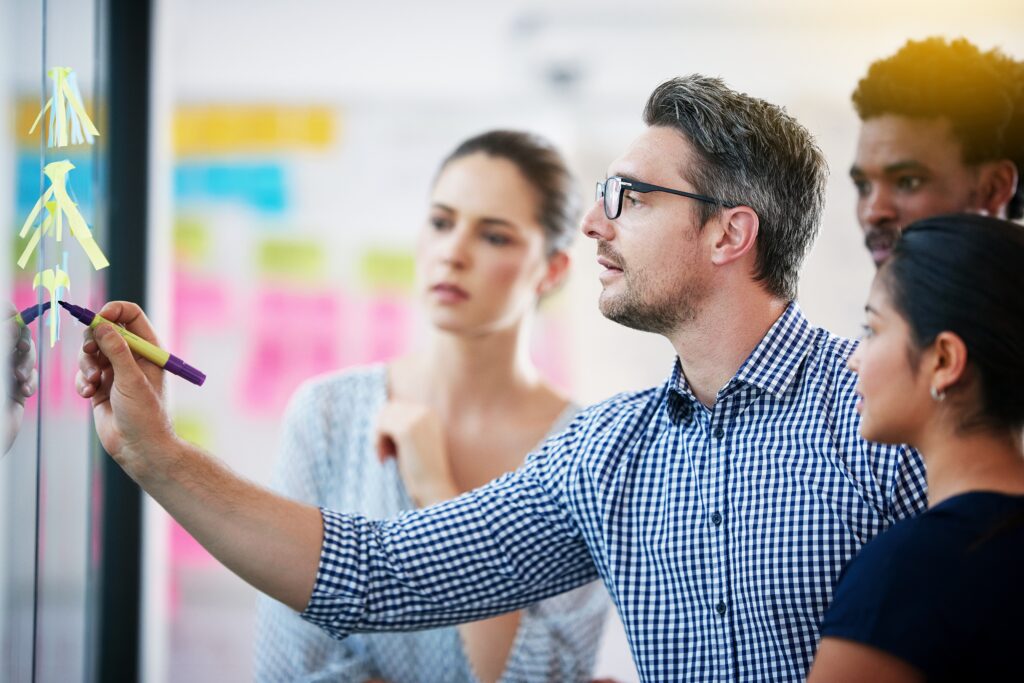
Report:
174,162,288,214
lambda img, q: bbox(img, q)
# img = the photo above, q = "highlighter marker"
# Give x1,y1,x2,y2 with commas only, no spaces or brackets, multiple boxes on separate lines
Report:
58,300,206,386
10,301,51,327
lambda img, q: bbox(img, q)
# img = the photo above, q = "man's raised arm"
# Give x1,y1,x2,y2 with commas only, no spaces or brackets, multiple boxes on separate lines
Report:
76,301,597,632
75,300,322,611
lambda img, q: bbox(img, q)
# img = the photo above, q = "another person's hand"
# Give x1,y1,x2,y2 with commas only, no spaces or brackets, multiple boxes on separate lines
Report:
375,400,456,507
4,316,39,453
75,301,176,479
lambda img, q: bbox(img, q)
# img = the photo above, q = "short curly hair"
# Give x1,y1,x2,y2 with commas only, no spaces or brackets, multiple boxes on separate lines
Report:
852,37,1024,219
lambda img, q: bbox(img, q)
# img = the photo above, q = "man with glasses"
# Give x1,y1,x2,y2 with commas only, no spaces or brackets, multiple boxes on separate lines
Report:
851,36,1023,266
75,75,926,682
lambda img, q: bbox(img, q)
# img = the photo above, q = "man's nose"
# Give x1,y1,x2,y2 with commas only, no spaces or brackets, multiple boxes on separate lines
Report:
861,185,898,226
581,200,614,242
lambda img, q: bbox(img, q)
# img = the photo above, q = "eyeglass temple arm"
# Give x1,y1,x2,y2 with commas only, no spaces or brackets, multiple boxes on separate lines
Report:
623,179,737,208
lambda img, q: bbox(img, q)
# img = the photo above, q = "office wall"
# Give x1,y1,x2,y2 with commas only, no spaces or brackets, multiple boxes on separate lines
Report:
146,2,1024,681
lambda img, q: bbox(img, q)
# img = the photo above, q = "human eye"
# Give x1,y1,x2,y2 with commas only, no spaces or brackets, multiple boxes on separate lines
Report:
859,323,874,340
896,175,924,192
624,191,642,208
429,215,453,231
482,231,511,246
851,177,870,198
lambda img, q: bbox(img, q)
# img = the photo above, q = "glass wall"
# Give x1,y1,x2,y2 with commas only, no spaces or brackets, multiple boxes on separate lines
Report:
1,0,108,681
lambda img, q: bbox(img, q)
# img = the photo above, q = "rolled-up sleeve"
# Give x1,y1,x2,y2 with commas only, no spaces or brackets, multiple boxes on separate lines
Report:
301,433,599,638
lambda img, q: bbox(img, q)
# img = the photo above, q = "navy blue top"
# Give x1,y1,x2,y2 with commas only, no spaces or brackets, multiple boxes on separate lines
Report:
821,491,1024,681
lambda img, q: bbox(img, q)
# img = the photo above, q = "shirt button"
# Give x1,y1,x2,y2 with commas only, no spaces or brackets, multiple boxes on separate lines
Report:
711,511,723,526
713,426,725,440
716,601,727,616
668,399,692,425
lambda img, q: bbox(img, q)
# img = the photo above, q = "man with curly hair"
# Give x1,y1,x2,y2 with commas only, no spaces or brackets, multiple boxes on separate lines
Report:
851,37,1023,266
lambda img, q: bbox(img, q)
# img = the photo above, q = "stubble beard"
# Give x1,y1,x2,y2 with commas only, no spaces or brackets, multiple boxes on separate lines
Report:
599,268,704,336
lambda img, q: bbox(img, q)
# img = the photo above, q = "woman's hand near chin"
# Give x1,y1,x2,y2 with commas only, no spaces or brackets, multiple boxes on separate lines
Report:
375,400,458,507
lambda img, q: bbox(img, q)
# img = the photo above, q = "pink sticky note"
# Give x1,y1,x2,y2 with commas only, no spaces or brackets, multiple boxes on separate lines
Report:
167,519,217,615
237,287,343,414
169,519,214,567
172,269,231,355
13,281,37,311
358,295,413,364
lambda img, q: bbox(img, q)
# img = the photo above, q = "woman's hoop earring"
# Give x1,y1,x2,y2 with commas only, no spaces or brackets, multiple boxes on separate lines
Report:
930,386,946,402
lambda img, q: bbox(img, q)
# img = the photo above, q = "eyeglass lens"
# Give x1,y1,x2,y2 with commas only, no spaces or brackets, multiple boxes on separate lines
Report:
601,177,621,219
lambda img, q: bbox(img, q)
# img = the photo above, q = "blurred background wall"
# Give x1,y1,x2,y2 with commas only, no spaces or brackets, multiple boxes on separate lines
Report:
5,0,1020,681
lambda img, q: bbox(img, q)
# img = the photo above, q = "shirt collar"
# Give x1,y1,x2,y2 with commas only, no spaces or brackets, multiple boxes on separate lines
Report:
666,301,817,406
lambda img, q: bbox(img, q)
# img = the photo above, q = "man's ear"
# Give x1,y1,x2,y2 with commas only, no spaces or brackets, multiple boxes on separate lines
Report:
711,206,759,266
977,159,1018,218
537,250,570,296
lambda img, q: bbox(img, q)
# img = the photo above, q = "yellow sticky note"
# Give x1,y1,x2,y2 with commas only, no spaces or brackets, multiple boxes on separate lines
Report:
174,217,212,266
17,201,58,270
174,105,337,155
359,248,415,292
257,238,325,283
28,67,99,148
174,415,211,449
32,267,71,347
27,160,110,271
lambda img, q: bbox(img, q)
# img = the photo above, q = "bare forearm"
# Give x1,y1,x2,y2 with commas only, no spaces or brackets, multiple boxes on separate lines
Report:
134,437,323,612
75,305,324,612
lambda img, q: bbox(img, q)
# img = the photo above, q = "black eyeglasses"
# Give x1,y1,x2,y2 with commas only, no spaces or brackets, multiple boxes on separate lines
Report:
595,176,737,220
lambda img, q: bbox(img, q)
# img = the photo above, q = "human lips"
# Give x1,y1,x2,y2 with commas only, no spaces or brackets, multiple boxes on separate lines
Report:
430,282,469,303
864,228,898,266
597,255,624,284
597,255,623,272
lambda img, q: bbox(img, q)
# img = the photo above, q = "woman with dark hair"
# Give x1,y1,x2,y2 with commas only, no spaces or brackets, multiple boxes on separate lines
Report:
809,214,1024,682
253,130,609,682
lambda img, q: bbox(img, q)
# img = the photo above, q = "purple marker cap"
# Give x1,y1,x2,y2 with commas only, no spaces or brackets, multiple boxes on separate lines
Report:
165,355,206,386
18,301,51,326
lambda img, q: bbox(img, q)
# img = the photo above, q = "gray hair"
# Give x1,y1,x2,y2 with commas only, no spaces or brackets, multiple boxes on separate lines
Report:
643,75,828,300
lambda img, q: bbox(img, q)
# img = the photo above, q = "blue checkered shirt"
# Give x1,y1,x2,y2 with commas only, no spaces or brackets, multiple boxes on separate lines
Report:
301,303,927,682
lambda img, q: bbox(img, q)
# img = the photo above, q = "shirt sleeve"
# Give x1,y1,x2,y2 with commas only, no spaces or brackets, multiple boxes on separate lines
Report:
300,426,600,638
254,381,376,682
499,580,610,683
496,407,611,683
